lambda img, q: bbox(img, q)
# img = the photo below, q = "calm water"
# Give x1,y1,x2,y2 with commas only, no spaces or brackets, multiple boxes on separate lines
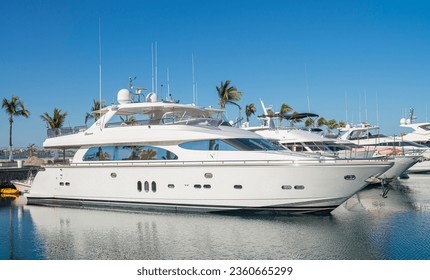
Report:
1,174,430,260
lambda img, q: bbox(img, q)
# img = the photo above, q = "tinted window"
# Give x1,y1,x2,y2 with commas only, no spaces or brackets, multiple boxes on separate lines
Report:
83,145,178,161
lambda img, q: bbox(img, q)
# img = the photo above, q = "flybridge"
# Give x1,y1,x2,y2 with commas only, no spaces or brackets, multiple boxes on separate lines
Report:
46,87,227,139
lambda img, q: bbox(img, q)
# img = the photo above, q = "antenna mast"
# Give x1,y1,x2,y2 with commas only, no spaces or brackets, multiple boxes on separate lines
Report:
364,89,368,122
345,91,348,123
98,17,102,125
151,43,154,93
376,91,379,126
192,53,196,104
167,67,171,100
305,64,310,112
155,41,158,94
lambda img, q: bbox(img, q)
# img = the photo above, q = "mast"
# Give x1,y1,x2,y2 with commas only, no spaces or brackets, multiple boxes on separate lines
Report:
98,17,102,130
167,67,171,100
192,53,196,104
155,41,158,94
305,64,310,112
151,43,154,93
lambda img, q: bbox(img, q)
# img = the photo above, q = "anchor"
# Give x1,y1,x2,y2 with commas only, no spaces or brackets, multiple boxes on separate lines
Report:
380,178,391,198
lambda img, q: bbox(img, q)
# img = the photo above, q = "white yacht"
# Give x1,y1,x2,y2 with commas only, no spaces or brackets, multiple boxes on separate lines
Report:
399,108,430,173
26,89,393,214
242,100,421,182
339,123,428,178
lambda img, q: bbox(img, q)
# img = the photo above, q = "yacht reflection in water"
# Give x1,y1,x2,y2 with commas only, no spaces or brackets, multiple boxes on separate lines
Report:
3,176,430,260
16,176,430,260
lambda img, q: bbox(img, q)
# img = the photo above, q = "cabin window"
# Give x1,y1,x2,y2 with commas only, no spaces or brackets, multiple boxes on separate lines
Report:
179,138,286,151
281,185,292,190
144,181,150,192
294,185,305,190
234,185,243,189
83,145,178,161
151,181,156,192
179,139,238,151
137,181,142,192
194,184,202,189
203,184,211,189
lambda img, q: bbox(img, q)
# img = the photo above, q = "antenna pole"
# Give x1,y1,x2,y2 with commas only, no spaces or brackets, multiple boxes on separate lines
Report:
345,91,348,123
167,67,171,99
98,17,102,125
376,91,379,126
192,53,196,104
305,64,310,112
151,43,154,93
364,89,368,122
155,41,158,94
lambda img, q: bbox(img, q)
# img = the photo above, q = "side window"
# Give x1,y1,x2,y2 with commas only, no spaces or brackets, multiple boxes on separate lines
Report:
179,140,237,151
83,146,177,161
82,146,115,161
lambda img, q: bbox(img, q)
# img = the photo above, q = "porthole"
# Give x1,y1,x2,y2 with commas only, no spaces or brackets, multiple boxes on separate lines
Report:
281,185,292,190
151,181,156,192
194,184,202,189
137,181,142,192
111,172,117,178
344,175,356,180
59,182,64,186
234,185,243,189
294,185,305,190
203,184,211,189
144,181,149,192
168,184,175,189
65,182,70,186
204,173,213,179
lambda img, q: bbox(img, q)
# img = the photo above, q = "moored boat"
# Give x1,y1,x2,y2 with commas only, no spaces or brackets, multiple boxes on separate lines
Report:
26,87,393,214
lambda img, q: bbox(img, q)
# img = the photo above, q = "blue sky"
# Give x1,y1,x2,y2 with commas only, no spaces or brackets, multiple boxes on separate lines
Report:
1,0,430,148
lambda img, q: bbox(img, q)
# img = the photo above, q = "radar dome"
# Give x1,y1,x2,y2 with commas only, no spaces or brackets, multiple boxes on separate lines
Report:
146,93,157,103
117,89,131,104
400,118,406,125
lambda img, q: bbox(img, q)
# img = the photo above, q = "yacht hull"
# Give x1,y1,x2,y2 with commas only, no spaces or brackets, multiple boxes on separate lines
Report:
26,160,392,214
378,155,421,180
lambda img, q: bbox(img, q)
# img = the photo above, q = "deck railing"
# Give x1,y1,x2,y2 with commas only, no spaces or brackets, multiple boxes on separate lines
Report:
47,126,87,138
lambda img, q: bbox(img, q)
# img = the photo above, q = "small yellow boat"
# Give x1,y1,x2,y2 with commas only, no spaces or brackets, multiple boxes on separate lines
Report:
1,192,19,198
0,188,20,195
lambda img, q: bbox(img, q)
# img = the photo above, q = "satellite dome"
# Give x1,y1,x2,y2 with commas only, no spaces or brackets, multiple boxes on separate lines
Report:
117,89,131,104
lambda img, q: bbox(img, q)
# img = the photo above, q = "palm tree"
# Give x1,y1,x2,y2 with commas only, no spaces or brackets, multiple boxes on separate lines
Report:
40,108,68,130
120,115,138,125
327,119,338,135
305,118,314,128
279,103,293,124
336,120,347,136
290,111,303,127
85,99,106,124
40,108,68,162
2,96,30,161
27,143,36,157
216,80,243,109
245,103,257,122
316,117,327,129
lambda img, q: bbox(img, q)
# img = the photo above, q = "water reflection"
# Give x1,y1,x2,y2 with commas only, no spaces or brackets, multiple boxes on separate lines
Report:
1,174,430,260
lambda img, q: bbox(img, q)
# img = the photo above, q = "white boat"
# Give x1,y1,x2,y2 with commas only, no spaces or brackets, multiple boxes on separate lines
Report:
242,100,420,182
11,169,36,194
25,88,393,214
339,122,429,177
11,180,32,193
399,108,430,173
